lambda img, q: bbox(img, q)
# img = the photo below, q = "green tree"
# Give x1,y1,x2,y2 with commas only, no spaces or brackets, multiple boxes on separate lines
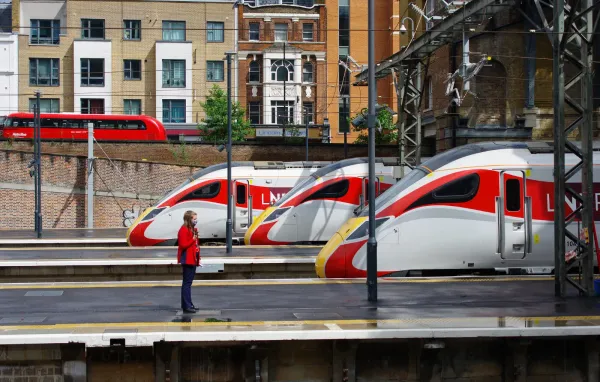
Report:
350,106,398,145
198,85,252,142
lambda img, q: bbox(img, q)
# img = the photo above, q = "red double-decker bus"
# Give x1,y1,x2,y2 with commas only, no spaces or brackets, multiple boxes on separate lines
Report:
1,113,168,141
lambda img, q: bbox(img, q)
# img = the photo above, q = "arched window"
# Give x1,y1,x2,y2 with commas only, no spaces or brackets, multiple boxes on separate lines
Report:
249,61,260,82
303,62,313,83
270,60,294,82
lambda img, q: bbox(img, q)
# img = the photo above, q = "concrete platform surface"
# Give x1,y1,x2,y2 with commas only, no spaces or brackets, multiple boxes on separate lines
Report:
0,246,320,266
1,276,600,346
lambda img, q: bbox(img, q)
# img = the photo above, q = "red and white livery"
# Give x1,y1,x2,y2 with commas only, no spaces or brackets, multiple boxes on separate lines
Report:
244,157,413,245
316,141,600,278
127,161,329,246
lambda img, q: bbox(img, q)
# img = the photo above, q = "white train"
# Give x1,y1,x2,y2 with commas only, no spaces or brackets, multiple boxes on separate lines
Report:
126,161,330,246
244,157,415,245
315,141,600,278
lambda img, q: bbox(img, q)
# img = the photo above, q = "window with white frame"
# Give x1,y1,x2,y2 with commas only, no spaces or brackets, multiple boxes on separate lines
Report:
274,23,287,42
162,60,185,87
302,23,313,41
270,60,294,82
302,62,313,83
249,22,260,40
207,22,224,42
249,102,261,124
81,99,104,114
30,20,60,45
303,102,313,124
271,100,294,125
249,61,260,82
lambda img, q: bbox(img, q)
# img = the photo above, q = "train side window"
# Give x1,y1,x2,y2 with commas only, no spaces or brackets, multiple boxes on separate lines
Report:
180,182,221,202
303,179,349,202
432,173,480,201
505,178,521,212
236,184,247,204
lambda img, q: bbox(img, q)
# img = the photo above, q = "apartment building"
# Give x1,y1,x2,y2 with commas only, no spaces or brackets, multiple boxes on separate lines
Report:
237,0,327,140
0,2,18,116
13,0,235,137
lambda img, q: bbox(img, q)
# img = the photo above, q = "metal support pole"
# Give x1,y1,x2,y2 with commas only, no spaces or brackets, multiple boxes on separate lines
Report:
343,97,348,159
87,122,94,228
552,0,566,298
366,0,377,302
226,52,233,254
415,63,422,165
305,107,309,161
34,91,42,238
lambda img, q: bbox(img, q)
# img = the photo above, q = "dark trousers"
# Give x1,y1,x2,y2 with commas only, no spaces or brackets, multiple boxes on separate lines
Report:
181,264,196,310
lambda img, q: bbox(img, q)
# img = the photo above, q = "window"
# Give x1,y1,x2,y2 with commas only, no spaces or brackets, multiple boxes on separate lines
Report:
30,20,60,45
162,21,185,41
270,60,294,82
303,102,313,124
271,100,294,125
81,58,104,86
207,61,224,82
124,20,141,40
29,98,59,113
81,99,105,114
302,23,313,41
424,76,433,110
249,22,260,40
249,61,260,82
124,99,141,115
303,62,313,83
339,96,350,133
433,174,480,200
124,60,141,80
162,99,185,123
339,0,349,56
181,182,220,201
505,178,521,212
249,102,261,124
29,58,59,86
274,23,287,42
207,22,224,42
236,184,247,204
162,60,185,87
304,180,349,202
81,19,104,39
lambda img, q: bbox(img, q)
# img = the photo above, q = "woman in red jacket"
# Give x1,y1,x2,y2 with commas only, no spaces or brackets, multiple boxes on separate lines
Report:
177,210,200,313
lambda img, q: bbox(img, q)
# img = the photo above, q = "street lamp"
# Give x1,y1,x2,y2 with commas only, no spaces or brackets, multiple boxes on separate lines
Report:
400,17,415,39
224,51,236,254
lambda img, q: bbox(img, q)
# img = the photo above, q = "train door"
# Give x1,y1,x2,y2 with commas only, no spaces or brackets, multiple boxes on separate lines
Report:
360,177,381,208
496,170,532,260
233,180,251,233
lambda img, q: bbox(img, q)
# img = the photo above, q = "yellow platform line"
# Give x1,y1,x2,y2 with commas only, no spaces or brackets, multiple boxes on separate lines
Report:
0,275,565,290
0,315,599,332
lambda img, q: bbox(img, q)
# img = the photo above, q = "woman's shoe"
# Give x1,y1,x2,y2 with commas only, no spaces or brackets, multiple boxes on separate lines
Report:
183,308,196,313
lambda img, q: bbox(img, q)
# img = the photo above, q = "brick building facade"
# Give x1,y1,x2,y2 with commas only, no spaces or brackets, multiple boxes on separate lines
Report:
12,0,235,137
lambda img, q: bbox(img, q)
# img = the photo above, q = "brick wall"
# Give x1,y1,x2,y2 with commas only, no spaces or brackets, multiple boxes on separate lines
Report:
0,141,398,229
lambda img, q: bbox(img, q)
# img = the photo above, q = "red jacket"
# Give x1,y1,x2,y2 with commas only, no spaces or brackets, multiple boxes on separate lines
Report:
177,225,200,266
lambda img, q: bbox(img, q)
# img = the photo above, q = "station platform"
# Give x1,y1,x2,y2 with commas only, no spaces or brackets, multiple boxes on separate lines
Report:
0,228,128,247
0,246,320,282
1,276,600,347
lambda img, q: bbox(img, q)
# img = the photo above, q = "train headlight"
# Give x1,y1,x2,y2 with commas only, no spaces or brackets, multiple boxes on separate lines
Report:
263,207,292,223
346,217,390,241
141,207,166,222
